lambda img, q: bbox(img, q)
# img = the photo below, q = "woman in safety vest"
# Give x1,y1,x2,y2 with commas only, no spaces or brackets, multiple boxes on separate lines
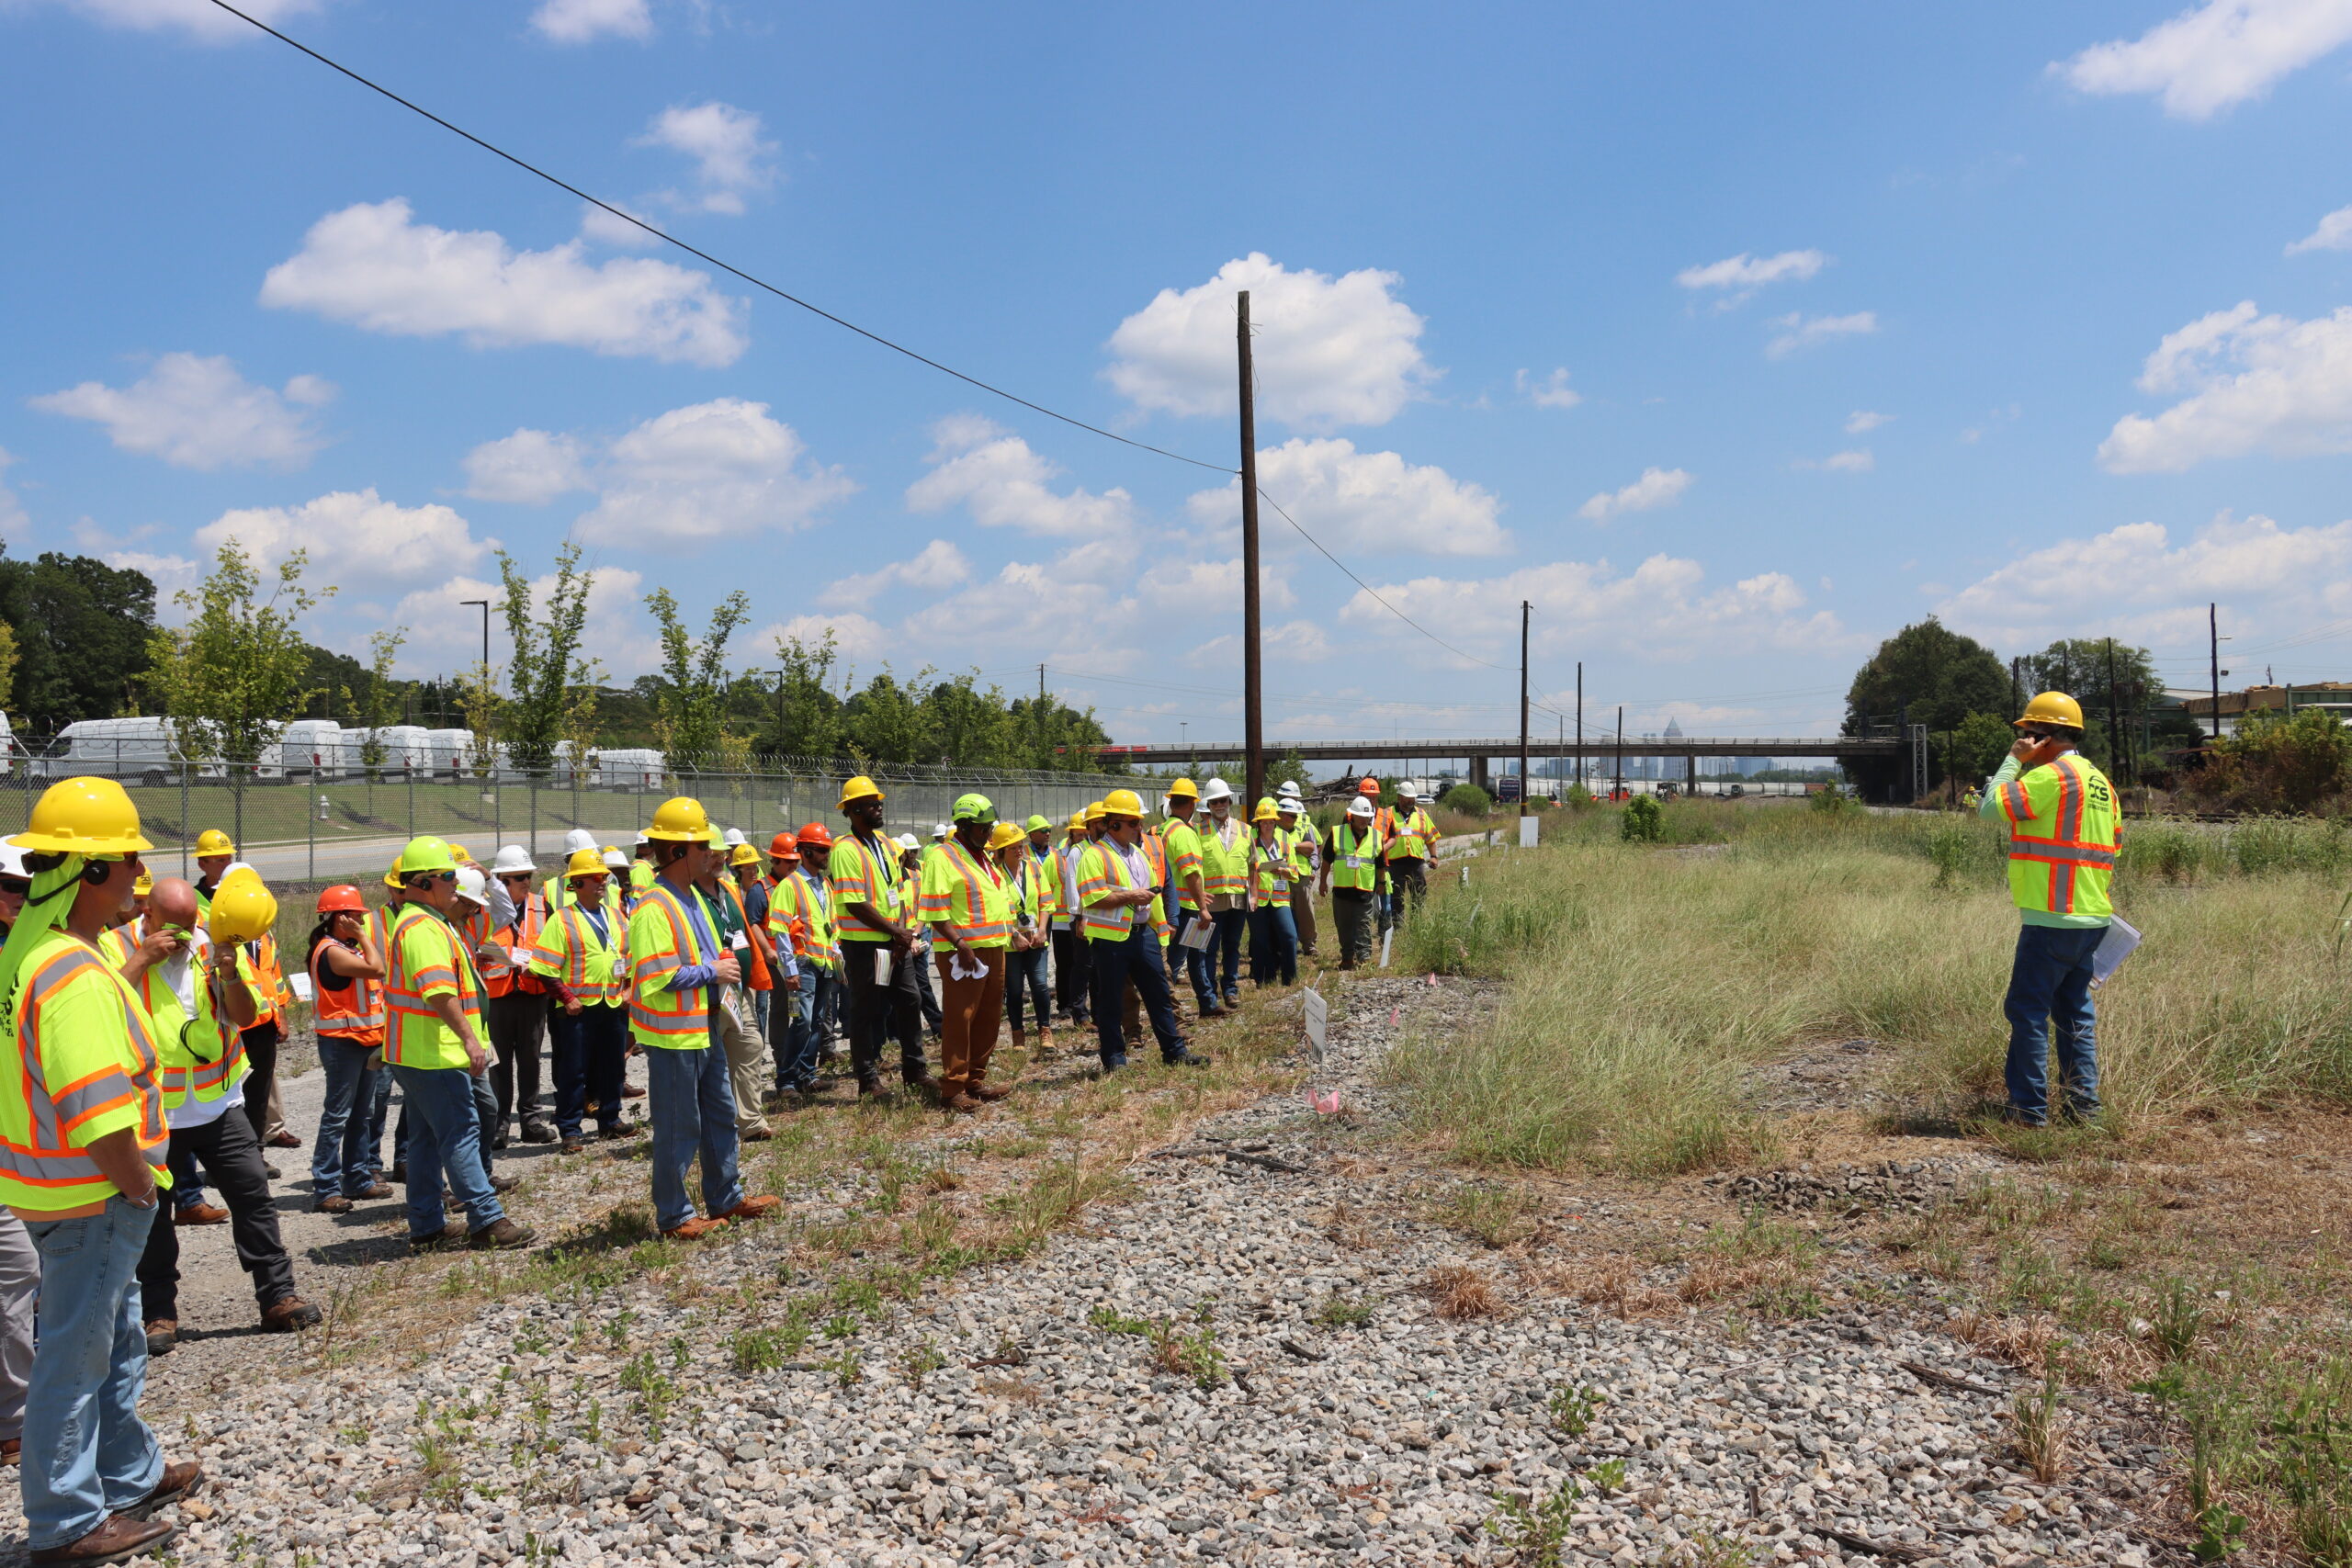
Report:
995,821,1056,1059
1244,798,1299,987
306,886,389,1213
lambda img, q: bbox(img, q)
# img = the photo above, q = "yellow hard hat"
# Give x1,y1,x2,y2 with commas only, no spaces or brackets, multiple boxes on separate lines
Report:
208,879,277,944
1167,777,1199,800
383,857,404,890
986,821,1023,852
219,863,264,893
839,774,884,809
730,843,759,866
1102,788,1144,818
390,835,457,883
449,844,473,864
1067,810,1088,831
2015,691,2086,730
194,828,236,856
564,846,607,879
646,796,711,842
132,871,153,897
1085,799,1108,822
1250,797,1280,823
12,778,153,857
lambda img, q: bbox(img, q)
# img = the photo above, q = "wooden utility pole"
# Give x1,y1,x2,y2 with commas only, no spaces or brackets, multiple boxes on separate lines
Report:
1614,705,1624,800
1575,662,1583,795
1518,600,1531,818
2209,602,2222,744
1237,291,1265,807
2104,638,2123,784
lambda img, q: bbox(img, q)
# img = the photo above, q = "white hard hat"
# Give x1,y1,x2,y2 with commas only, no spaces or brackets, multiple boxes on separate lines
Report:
1397,784,1419,800
0,843,27,879
602,848,629,871
1277,780,1303,797
1201,777,1234,804
724,828,746,849
1347,796,1374,818
491,844,534,875
899,833,922,852
932,823,949,840
1277,796,1302,814
454,865,488,908
563,828,595,855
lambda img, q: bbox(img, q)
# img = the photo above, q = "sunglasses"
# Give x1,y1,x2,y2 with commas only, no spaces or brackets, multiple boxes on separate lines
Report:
0,878,28,897
498,872,532,883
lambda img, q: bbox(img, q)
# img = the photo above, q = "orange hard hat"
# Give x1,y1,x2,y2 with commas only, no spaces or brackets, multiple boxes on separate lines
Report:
316,885,367,914
769,830,801,860
796,821,833,850
1358,777,1381,795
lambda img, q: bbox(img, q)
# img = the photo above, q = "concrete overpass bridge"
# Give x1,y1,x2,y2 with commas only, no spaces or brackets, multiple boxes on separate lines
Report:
1094,733,1910,793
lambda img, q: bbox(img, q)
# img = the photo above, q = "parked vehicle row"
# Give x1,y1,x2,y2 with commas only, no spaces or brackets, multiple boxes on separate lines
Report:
19,718,670,787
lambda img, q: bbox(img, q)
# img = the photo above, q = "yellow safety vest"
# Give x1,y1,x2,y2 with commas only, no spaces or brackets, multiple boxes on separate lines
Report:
0,931,171,1213
1996,754,2120,920
1384,807,1436,862
1328,822,1382,891
528,901,627,1006
384,904,481,1071
1076,840,1162,942
626,881,710,1050
829,833,907,942
1195,818,1250,898
918,840,1016,948
1250,832,1295,902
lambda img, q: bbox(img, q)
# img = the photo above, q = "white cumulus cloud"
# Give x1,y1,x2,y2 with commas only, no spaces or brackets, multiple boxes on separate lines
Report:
15,0,319,39
1186,438,1509,556
761,613,889,665
1766,311,1877,357
1105,253,1433,429
1795,449,1874,473
574,399,854,547
382,564,655,677
1846,410,1893,434
820,541,973,610
2055,0,2352,119
637,102,777,216
461,428,592,504
530,0,650,43
195,489,493,589
905,416,1136,538
1675,249,1828,290
29,353,334,470
1514,367,1582,410
261,198,746,367
1578,467,1691,523
2098,300,2352,471
1937,511,2352,648
2288,203,2352,254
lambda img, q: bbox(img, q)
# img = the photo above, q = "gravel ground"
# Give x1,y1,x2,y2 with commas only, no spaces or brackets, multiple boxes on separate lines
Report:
0,975,2176,1567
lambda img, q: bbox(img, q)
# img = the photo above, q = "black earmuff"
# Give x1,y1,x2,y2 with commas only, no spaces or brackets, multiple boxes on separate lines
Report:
83,860,113,886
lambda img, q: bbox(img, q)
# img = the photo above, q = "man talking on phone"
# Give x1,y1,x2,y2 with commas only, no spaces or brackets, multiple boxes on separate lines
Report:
1976,691,2120,1128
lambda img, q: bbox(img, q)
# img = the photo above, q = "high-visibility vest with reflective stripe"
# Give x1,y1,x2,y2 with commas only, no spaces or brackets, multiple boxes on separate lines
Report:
716,879,773,991
243,931,293,1027
165,945,256,1106
1196,818,1250,897
1328,822,1382,891
384,904,481,1070
917,840,1015,948
1141,829,1168,892
828,834,906,942
528,903,626,1006
627,882,710,1050
1286,824,1317,878
0,932,171,1212
1076,840,1161,942
1250,833,1295,902
1159,819,1204,909
1997,753,2120,919
309,934,385,1045
769,872,838,969
1011,852,1053,931
1384,807,1436,862
483,893,549,999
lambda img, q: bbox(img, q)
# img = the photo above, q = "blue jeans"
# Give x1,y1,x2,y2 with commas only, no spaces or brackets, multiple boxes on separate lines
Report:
549,1004,629,1138
20,1197,164,1551
2003,923,2104,1122
311,1037,380,1198
645,1044,745,1232
1250,904,1298,987
390,1065,503,1237
364,1066,392,1179
1088,928,1186,1067
1189,908,1247,1005
776,981,821,1091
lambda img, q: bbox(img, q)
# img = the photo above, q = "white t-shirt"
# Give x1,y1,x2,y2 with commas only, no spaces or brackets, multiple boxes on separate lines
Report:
165,933,244,1131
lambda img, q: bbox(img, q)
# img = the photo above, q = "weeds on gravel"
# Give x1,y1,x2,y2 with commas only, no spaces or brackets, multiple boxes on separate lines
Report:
1659,1532,1758,1568
618,1352,678,1438
1484,1477,1580,1567
730,1325,794,1374
1090,1303,1228,1388
899,1338,947,1388
1426,1264,1507,1320
1430,1183,1539,1247
1312,1295,1376,1329
2005,1363,2068,1483
822,1346,864,1388
1547,1382,1603,1437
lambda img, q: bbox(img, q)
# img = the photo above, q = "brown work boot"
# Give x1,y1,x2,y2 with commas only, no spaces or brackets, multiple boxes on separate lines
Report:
740,1123,773,1143
142,1319,175,1358
560,1137,586,1155
661,1216,728,1241
1011,1029,1029,1054
941,1091,983,1115
468,1218,537,1251
715,1195,782,1223
260,1298,322,1333
855,1075,886,1099
30,1515,175,1563
115,1459,204,1520
266,1130,302,1149
1,1437,19,1466
173,1203,227,1227
409,1224,465,1254
354,1180,393,1200
314,1194,353,1213
970,1083,1013,1102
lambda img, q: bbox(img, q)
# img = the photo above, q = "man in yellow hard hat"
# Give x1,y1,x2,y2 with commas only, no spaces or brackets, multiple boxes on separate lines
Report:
1976,691,2120,1127
527,848,630,1154
918,795,1017,1112
1050,810,1092,1030
1158,778,1220,1019
829,777,933,1099
190,828,235,912
0,778,199,1562
1073,789,1204,1073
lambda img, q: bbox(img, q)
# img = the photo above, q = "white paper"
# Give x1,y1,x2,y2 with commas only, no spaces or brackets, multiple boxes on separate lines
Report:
1180,917,1214,952
1303,986,1328,1061
730,928,751,952
1379,929,1394,969
949,951,987,981
874,947,894,986
2089,916,2141,987
1519,816,1540,849
287,972,314,1003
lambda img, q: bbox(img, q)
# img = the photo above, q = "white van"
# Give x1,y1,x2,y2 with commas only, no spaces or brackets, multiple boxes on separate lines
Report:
274,719,345,780
594,748,665,791
40,717,188,784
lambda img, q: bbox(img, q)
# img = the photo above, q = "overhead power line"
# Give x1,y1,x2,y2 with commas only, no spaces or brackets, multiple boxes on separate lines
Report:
202,0,1562,694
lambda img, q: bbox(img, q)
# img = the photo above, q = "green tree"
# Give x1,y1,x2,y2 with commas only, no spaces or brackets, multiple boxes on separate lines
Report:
771,632,845,760
146,541,331,842
1266,747,1314,795
1941,712,2016,790
1841,617,2009,800
923,673,1014,768
841,670,934,767
0,621,17,715
497,544,598,778
0,547,157,729
2019,637,2165,773
644,587,750,770
2194,708,2352,814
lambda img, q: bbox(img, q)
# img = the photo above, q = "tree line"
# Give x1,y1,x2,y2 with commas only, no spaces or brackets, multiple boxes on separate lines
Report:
0,537,1118,776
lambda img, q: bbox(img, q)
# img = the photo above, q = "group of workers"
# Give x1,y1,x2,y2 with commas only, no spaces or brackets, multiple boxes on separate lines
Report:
0,763,1444,1563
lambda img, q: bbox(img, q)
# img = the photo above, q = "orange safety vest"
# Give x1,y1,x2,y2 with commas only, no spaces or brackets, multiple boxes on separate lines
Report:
247,931,294,1027
483,893,549,999
717,879,773,991
309,933,385,1045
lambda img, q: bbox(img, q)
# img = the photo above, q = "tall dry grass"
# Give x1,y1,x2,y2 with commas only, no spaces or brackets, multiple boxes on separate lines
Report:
1389,802,2352,1173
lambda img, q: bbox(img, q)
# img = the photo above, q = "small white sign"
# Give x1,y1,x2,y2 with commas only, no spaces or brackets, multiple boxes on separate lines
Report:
1379,929,1394,969
1519,816,1540,849
287,972,314,1003
1303,985,1328,1061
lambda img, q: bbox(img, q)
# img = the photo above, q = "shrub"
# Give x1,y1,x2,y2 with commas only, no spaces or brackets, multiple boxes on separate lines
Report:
2192,709,2352,814
1621,795,1664,843
1441,783,1493,816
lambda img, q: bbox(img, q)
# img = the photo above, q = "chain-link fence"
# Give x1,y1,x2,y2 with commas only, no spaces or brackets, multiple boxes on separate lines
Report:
1,735,1128,882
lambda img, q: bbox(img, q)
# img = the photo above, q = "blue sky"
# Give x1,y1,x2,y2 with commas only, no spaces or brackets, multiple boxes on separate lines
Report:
6,0,2352,746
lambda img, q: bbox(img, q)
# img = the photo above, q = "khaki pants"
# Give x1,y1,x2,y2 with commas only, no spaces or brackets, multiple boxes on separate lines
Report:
1290,883,1319,955
711,987,768,1134
935,949,1007,1098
